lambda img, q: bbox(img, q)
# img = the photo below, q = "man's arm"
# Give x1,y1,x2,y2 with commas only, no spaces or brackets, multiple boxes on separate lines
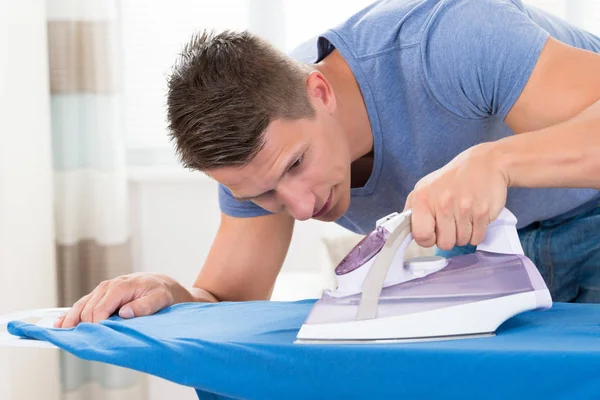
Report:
55,211,293,328
498,37,600,188
406,37,600,249
191,212,295,302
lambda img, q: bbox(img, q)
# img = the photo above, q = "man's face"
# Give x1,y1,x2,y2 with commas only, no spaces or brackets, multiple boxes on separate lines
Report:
208,113,352,222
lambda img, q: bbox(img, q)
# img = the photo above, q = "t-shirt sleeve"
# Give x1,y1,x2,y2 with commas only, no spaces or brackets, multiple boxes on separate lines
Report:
218,183,273,218
422,0,551,120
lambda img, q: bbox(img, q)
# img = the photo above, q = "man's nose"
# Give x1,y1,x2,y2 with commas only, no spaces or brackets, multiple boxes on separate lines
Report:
276,182,314,221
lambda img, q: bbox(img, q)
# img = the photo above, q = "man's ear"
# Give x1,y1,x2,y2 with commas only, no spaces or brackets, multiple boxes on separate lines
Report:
306,70,336,113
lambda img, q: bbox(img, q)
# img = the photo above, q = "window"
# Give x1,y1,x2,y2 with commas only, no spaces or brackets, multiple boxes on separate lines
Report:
121,0,251,165
121,0,376,166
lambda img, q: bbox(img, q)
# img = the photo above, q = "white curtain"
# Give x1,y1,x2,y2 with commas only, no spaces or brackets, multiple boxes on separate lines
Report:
0,1,59,399
46,0,147,398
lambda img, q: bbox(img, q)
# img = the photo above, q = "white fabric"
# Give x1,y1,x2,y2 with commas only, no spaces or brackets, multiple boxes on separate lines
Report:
0,0,57,313
0,6,59,400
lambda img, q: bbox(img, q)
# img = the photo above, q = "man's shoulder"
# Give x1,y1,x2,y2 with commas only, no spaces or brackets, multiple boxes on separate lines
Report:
336,0,530,57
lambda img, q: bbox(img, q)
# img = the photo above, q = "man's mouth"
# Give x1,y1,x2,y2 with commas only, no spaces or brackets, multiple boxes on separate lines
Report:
312,191,332,218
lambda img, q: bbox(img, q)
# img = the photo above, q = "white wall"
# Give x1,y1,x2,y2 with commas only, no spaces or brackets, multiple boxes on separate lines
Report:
0,0,60,399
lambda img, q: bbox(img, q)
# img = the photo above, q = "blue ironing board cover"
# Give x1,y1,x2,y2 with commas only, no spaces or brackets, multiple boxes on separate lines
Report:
8,300,600,400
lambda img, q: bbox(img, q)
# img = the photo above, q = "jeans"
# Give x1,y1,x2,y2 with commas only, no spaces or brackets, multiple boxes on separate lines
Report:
435,202,600,303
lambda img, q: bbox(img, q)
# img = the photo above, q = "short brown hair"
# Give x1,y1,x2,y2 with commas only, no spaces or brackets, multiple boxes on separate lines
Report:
167,30,315,171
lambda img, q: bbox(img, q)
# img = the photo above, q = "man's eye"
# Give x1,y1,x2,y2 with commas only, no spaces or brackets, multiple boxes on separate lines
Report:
290,155,303,170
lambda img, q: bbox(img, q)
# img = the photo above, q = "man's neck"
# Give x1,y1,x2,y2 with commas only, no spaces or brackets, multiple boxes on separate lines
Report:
316,49,373,162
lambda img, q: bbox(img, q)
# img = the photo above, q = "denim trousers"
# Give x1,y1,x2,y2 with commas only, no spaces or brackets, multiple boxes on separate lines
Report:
435,203,600,303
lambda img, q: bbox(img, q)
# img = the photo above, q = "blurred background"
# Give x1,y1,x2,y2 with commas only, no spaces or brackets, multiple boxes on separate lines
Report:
1,0,599,399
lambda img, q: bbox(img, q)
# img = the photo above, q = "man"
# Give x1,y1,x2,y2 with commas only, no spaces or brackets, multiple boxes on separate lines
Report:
56,0,600,328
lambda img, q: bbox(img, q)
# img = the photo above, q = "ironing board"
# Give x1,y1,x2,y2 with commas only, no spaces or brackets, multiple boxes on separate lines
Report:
7,300,600,400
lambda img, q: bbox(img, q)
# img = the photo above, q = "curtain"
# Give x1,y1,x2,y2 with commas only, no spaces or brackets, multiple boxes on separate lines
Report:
0,1,59,399
47,0,146,398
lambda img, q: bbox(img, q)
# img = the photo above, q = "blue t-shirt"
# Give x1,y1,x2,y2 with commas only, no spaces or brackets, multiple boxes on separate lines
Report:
219,0,600,234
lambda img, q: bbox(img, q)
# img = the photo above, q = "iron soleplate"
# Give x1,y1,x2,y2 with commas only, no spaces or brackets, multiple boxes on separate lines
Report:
294,332,494,345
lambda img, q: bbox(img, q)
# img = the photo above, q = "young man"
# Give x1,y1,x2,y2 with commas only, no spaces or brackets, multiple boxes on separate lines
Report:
56,0,600,328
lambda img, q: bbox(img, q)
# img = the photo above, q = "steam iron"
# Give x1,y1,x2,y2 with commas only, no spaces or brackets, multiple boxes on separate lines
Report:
295,208,552,344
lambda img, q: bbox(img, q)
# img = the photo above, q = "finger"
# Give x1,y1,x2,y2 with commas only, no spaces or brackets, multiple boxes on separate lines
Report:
435,211,457,251
403,191,414,212
410,195,436,248
53,313,67,328
91,281,136,323
80,281,111,324
470,206,490,245
119,290,169,319
455,199,473,247
60,293,93,329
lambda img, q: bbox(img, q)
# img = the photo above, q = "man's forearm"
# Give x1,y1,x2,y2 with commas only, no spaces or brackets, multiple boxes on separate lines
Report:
491,99,600,189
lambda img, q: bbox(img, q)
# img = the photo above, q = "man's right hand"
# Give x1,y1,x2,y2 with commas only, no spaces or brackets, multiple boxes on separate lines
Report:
54,273,200,328
55,211,295,328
